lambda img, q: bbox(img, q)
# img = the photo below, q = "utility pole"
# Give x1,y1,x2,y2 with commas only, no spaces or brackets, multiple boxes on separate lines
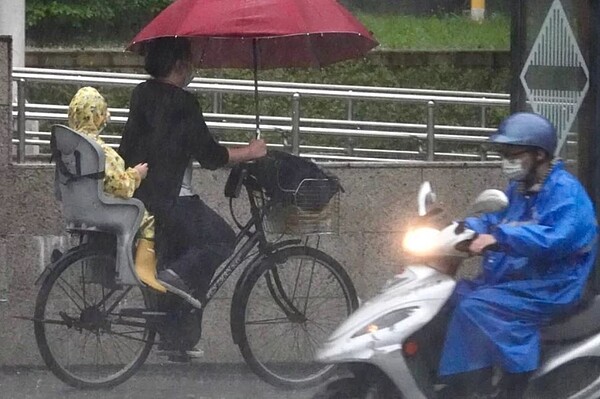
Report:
0,0,25,102
0,0,25,68
471,0,485,22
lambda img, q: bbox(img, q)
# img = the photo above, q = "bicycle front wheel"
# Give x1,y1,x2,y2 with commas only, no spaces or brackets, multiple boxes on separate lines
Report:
34,246,155,389
235,246,358,389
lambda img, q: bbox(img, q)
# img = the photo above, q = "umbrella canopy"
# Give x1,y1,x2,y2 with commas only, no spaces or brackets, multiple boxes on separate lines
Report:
127,0,378,136
127,0,378,69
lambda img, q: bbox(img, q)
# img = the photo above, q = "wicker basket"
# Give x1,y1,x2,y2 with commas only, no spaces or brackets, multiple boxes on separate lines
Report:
258,178,340,235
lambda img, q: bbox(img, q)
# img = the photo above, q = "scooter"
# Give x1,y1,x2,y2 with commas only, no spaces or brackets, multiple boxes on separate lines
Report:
312,182,600,399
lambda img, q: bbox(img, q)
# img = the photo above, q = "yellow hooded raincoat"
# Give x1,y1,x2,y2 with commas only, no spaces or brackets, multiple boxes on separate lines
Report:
68,86,154,239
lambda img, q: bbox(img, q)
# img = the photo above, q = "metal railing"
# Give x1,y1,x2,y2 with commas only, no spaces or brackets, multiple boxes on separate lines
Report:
11,67,512,163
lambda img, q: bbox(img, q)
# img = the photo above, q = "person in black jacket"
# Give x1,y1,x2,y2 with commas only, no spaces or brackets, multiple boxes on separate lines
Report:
119,37,266,359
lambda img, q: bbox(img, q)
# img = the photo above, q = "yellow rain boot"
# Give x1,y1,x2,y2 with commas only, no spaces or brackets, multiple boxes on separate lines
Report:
135,238,167,293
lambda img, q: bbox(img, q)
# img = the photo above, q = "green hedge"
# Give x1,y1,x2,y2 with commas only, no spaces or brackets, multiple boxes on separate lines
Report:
26,0,171,45
341,0,508,15
25,0,509,48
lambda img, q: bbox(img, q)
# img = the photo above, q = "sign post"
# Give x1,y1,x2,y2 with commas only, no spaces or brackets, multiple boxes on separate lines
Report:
512,0,600,288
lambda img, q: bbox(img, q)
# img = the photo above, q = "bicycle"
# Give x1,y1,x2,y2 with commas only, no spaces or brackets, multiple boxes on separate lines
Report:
31,125,359,390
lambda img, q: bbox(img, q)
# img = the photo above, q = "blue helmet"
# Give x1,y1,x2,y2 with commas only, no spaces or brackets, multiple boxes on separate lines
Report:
490,112,557,155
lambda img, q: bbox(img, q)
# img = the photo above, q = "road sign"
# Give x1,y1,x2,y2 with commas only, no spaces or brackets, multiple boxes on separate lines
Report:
519,0,589,155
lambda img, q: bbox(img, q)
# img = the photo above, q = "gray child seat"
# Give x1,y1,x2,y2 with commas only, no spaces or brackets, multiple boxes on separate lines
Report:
51,124,143,286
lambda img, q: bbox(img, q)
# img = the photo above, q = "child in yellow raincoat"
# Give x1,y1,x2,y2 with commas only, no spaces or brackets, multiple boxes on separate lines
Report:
68,86,166,293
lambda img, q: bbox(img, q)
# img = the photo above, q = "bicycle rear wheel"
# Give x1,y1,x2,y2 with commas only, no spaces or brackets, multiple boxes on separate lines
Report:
34,246,155,389
235,246,358,389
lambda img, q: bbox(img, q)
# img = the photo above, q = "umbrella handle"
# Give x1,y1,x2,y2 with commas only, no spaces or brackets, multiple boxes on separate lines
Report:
253,39,261,141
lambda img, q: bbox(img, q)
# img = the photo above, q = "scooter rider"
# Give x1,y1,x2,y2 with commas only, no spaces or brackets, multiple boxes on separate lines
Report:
438,112,598,398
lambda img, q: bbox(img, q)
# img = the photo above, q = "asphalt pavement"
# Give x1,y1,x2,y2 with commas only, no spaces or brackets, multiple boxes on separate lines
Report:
0,364,322,399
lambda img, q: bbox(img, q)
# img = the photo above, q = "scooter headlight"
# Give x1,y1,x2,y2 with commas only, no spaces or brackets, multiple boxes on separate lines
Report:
352,306,418,338
402,227,440,256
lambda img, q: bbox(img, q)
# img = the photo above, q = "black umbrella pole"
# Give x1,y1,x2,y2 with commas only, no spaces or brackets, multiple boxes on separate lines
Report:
253,39,261,139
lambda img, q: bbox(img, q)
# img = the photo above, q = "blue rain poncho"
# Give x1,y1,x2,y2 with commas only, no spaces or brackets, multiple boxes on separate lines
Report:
439,160,598,375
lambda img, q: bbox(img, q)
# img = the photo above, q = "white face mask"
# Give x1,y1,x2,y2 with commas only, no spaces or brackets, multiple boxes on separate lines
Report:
501,158,529,181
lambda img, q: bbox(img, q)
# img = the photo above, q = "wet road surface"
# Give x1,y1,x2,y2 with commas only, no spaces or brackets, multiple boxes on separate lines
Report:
0,364,322,399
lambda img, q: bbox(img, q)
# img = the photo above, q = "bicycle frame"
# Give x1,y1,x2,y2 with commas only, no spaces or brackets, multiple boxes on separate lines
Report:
202,180,303,309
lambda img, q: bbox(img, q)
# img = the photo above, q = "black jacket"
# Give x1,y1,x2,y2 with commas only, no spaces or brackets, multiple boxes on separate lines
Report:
118,80,228,218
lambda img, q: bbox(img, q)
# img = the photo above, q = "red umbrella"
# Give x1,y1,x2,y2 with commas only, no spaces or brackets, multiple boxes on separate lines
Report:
127,0,378,135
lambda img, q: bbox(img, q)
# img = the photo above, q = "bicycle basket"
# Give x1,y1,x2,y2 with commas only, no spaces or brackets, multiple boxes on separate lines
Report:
248,151,342,235
259,180,340,235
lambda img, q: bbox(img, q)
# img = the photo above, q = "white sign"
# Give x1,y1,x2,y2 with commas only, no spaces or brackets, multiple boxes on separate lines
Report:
520,0,589,155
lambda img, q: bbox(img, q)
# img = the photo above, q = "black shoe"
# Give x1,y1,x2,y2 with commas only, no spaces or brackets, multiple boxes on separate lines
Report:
157,269,203,309
437,368,494,399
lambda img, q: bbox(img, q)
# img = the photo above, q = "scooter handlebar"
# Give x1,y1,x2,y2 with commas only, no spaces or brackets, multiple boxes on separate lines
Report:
451,222,501,254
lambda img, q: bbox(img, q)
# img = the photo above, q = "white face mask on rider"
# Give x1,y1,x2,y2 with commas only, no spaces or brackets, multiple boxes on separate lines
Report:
501,158,529,181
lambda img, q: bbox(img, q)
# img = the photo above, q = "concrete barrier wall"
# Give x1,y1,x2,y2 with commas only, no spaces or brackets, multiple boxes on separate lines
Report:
0,36,506,366
0,163,505,366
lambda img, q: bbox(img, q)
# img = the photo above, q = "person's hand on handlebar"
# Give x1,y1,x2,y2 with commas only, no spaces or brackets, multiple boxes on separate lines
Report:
248,138,267,159
468,234,497,255
227,138,267,164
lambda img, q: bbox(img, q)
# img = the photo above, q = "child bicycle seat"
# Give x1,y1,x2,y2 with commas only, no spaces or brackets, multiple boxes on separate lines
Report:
51,124,144,286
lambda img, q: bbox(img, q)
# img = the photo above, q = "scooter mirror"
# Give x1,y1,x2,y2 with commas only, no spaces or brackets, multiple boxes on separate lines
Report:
470,189,509,214
417,182,437,216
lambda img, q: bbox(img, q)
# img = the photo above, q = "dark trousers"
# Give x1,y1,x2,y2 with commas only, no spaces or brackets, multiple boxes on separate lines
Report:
156,195,236,302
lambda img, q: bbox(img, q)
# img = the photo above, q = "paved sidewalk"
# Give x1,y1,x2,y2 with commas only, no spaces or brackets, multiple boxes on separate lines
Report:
0,364,321,399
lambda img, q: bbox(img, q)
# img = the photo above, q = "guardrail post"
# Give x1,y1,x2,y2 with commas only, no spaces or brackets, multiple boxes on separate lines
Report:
480,98,487,160
17,78,26,164
212,92,218,113
346,91,355,155
212,92,223,113
291,93,301,155
481,98,487,128
346,138,355,157
480,145,488,161
347,91,353,120
427,101,435,161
